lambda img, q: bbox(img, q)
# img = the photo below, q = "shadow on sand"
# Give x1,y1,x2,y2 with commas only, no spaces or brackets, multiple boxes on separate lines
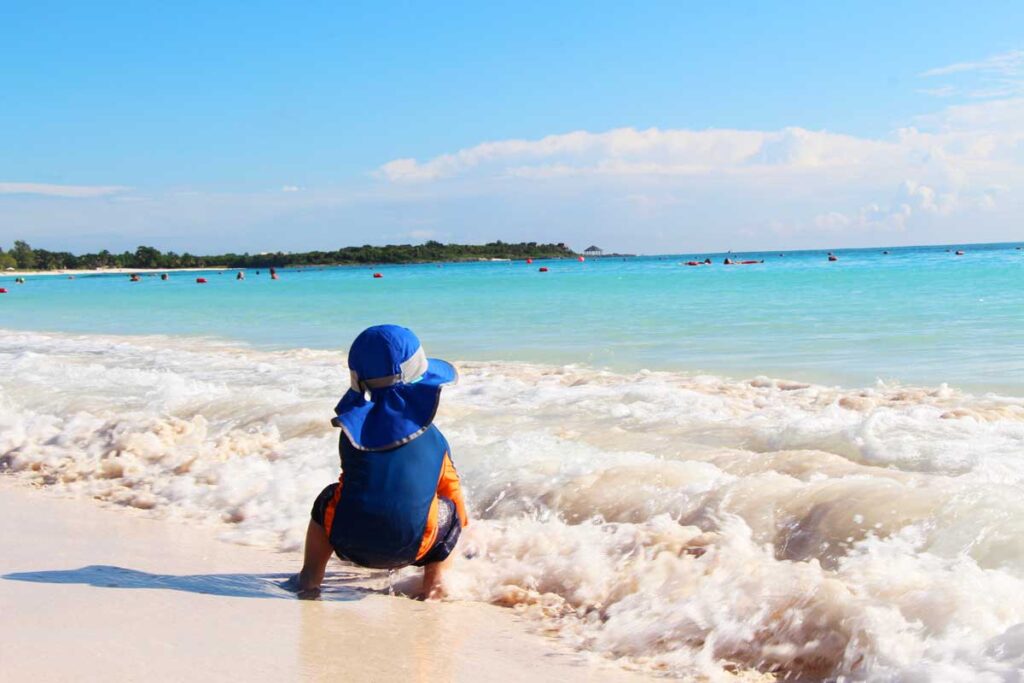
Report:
2,565,367,601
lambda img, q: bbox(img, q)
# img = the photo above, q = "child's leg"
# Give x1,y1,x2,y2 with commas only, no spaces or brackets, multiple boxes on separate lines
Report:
295,519,333,594
421,554,453,600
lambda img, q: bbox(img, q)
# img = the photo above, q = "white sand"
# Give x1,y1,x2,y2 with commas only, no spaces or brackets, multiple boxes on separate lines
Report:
0,480,649,682
3,267,231,278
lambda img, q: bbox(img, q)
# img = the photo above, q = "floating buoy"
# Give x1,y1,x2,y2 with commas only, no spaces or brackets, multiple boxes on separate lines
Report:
0,288,7,294
373,272,383,278
538,267,549,272
955,250,965,256
578,256,585,262
828,255,838,262
196,277,207,284
526,258,533,264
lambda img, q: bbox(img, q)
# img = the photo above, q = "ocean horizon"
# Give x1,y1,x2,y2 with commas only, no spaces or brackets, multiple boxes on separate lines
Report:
4,239,1022,394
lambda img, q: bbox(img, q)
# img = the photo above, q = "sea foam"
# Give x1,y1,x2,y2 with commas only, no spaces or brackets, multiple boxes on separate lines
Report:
3,329,1024,680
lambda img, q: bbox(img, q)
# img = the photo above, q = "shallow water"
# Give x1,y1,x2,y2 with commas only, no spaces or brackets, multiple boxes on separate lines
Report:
3,330,1024,679
2,242,1023,393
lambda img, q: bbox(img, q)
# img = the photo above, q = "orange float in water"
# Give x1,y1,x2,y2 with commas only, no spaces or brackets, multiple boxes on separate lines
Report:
373,272,383,278
578,256,585,262
526,258,533,264
538,267,549,272
196,277,208,283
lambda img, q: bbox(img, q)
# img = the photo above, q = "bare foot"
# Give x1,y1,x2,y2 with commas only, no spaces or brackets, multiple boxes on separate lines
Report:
281,573,322,600
419,562,447,600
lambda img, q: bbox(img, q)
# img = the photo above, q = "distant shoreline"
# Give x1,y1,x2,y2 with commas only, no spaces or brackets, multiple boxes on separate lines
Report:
1,258,568,278
0,240,576,273
1,266,231,278
4,241,1019,279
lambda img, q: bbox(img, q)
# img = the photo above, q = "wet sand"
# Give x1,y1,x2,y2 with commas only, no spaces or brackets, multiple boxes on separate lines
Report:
0,480,649,682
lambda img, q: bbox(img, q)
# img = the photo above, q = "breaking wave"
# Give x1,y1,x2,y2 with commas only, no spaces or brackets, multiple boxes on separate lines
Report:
3,329,1024,680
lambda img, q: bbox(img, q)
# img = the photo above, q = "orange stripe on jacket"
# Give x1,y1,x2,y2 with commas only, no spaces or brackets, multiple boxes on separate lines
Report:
436,452,469,528
322,475,343,536
414,452,469,561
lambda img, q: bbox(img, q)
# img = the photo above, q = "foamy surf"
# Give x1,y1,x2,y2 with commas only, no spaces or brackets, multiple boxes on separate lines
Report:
3,329,1024,680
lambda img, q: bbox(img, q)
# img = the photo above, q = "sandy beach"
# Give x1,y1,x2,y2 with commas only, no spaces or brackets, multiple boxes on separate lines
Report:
2,267,231,278
0,480,650,683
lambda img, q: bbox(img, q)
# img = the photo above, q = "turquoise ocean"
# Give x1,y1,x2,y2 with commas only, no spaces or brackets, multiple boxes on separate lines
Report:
3,242,1023,393
4,241,1024,679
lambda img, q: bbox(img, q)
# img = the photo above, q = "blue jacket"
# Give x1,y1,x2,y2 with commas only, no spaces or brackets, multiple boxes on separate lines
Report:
327,424,465,569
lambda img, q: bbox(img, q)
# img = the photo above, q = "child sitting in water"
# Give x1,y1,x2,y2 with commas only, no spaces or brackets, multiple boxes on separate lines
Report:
289,325,468,599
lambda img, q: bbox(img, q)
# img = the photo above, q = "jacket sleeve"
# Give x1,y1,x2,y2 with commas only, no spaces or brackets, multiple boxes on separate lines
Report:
436,452,469,527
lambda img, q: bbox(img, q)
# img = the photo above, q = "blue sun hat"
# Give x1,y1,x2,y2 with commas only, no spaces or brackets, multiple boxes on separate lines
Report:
331,324,458,451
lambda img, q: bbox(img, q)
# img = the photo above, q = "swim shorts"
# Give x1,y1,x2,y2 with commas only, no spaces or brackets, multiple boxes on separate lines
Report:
310,483,461,567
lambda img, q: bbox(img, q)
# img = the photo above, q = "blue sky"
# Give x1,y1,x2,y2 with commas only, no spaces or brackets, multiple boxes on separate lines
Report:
2,1,1023,254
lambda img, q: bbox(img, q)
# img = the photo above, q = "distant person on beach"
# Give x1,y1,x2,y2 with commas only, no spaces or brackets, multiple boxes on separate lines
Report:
289,325,467,600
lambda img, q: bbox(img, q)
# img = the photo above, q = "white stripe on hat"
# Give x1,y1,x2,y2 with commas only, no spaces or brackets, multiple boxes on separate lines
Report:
350,345,429,393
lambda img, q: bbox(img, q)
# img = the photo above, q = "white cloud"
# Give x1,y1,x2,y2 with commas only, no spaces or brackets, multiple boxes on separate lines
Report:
366,93,1024,249
0,182,129,198
811,201,912,236
921,49,1024,78
375,101,1024,188
377,126,899,182
920,49,1024,99
281,185,301,192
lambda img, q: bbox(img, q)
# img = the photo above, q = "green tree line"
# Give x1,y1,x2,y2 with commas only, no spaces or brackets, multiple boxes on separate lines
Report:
0,240,576,271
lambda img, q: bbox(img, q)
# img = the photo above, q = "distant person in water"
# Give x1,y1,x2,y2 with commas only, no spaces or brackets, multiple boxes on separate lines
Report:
289,325,468,600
